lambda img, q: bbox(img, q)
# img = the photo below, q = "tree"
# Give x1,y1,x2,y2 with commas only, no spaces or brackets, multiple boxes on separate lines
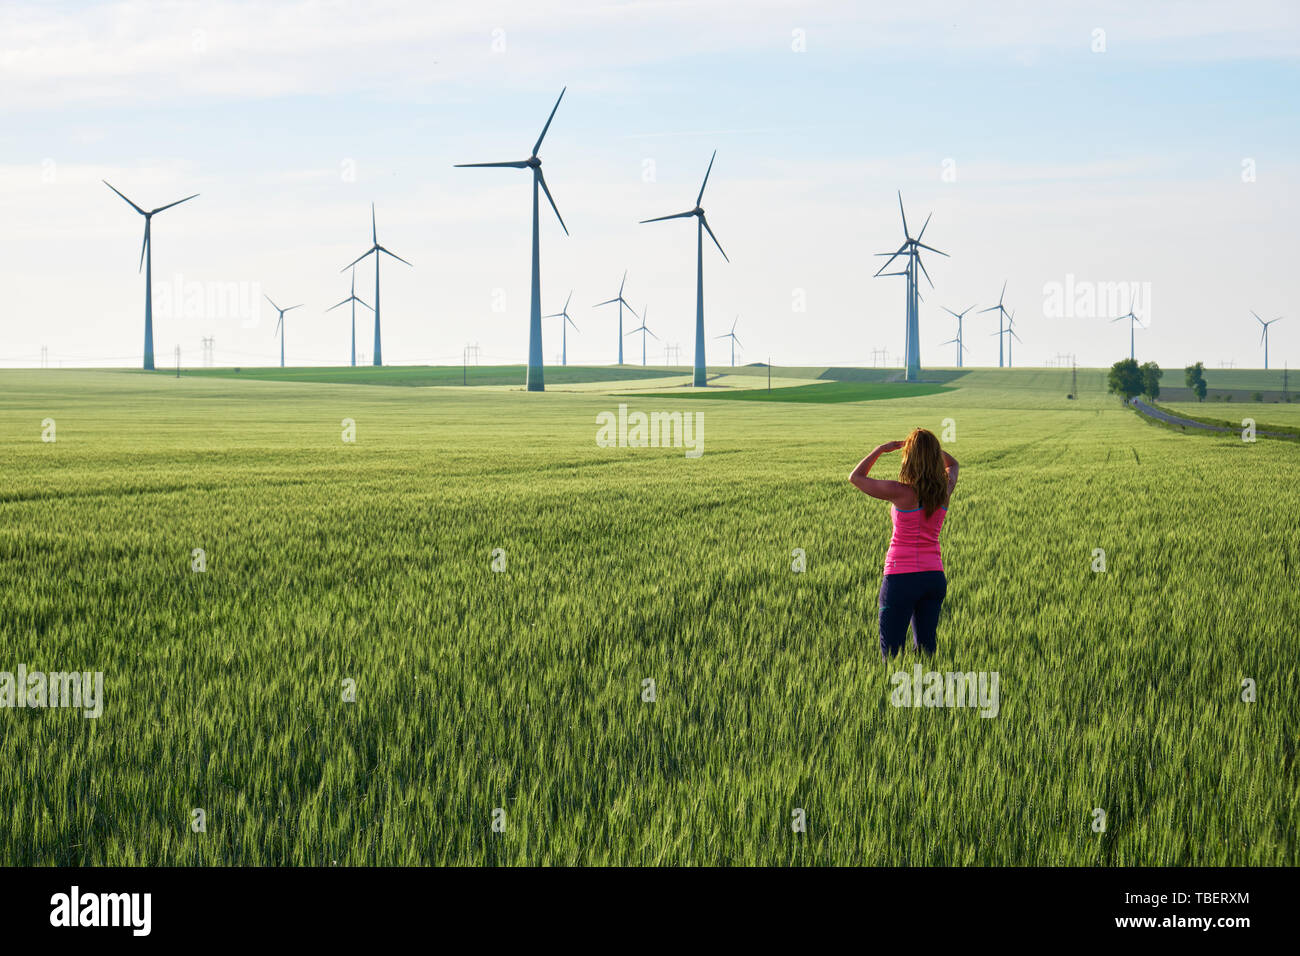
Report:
1108,358,1143,402
1140,361,1163,400
1184,361,1208,402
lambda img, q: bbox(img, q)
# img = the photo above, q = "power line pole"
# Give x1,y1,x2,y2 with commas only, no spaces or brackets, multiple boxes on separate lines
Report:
175,344,181,378
1071,358,1078,399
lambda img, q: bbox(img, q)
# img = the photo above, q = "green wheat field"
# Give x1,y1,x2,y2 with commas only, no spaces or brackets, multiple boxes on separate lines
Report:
1,365,1296,865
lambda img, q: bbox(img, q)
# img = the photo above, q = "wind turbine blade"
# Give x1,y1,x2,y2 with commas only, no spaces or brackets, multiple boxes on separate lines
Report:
977,305,1000,314
916,212,933,242
567,317,580,332
286,304,304,312
619,270,627,295
1251,310,1263,323
593,297,619,307
732,335,742,348
1111,315,1126,323
730,317,738,333
264,294,281,313
942,307,962,319
536,170,568,236
563,291,572,312
356,297,372,311
940,337,958,345
326,298,350,312
696,150,717,205
701,215,728,262
639,210,696,224
543,311,563,318
1000,280,1007,304
341,247,377,272
454,160,531,168
103,180,147,215
378,245,413,267
897,191,908,238
646,328,659,340
533,87,566,156
150,193,199,215
138,222,149,273
915,241,948,257
1011,329,1022,343
916,253,934,288
874,254,906,276
273,316,282,337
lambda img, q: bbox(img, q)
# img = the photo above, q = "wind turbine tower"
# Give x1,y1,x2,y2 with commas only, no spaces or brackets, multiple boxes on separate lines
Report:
625,306,658,366
326,265,373,367
265,296,302,368
979,282,1013,368
641,151,728,387
543,291,579,366
716,316,742,367
1112,309,1144,361
456,88,569,391
1253,312,1282,370
593,271,638,365
873,192,947,382
103,181,199,370
941,306,973,368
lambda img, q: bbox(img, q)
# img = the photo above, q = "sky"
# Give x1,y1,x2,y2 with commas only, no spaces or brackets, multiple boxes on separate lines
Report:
1,0,1297,371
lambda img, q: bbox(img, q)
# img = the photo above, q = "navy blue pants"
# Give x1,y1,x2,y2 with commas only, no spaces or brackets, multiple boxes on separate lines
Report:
878,570,947,659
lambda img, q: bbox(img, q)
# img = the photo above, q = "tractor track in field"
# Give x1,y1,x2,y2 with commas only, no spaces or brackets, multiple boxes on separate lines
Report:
1130,398,1295,439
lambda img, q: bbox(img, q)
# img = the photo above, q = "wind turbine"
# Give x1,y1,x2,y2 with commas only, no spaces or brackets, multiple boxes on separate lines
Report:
543,291,579,366
625,306,658,366
640,150,728,387
456,88,569,391
103,181,199,370
1252,312,1282,370
1111,309,1144,361
941,305,974,367
341,204,410,368
978,281,1013,368
326,266,372,367
593,271,638,365
873,192,947,382
265,296,302,368
715,316,742,367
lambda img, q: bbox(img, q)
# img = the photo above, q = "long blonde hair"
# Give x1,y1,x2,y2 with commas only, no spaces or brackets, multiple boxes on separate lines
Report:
898,427,948,517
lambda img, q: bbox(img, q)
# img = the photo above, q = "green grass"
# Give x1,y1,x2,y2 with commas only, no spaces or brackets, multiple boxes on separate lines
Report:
1158,401,1300,435
0,367,1295,865
619,381,953,404
152,364,680,388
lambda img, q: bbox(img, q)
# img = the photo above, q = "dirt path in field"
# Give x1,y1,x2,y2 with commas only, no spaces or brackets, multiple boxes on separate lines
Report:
1130,398,1293,438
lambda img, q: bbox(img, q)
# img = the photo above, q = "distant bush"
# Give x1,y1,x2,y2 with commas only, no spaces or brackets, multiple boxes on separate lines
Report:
1253,392,1263,402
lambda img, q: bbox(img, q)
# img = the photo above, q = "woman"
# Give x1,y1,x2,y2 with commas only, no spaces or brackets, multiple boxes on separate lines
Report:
849,428,959,660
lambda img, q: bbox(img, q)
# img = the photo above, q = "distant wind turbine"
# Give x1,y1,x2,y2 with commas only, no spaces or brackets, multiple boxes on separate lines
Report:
874,192,947,382
941,305,974,367
103,181,199,370
641,150,728,387
625,306,658,366
326,266,372,367
1252,311,1282,370
715,316,742,367
979,281,1013,368
341,203,411,367
593,271,638,365
1111,309,1144,361
456,88,569,391
265,296,302,368
543,291,579,366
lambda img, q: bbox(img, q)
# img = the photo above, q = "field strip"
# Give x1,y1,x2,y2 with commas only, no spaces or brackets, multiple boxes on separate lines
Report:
1130,398,1294,438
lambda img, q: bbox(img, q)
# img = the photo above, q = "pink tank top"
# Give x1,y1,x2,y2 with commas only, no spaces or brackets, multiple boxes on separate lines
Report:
883,504,946,574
